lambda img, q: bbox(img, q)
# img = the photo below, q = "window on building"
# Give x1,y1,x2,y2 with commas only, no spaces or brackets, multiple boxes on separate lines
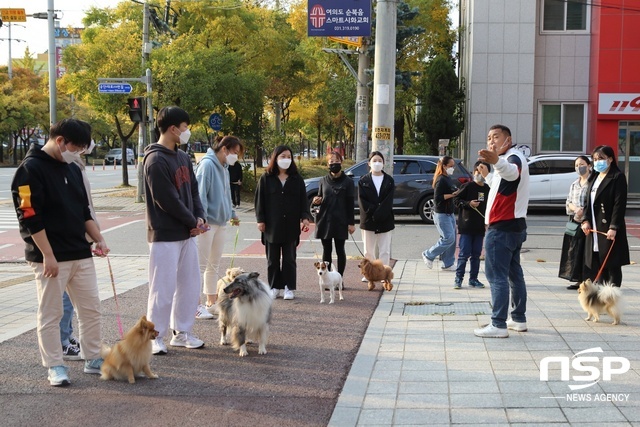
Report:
540,103,586,152
542,0,588,32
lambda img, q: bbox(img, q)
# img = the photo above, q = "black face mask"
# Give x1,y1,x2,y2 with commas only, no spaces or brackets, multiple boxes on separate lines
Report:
329,163,342,174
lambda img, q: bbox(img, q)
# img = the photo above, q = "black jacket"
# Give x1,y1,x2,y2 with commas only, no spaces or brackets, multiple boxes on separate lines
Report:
255,172,312,244
314,173,355,240
583,166,630,269
11,144,93,262
228,162,243,184
453,181,489,235
358,172,395,233
143,143,205,242
434,174,457,214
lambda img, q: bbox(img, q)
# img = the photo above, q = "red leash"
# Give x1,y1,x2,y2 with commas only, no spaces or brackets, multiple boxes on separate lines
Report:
587,229,615,283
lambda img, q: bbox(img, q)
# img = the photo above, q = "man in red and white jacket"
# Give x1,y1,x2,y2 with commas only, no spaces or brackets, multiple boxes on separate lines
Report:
474,124,530,338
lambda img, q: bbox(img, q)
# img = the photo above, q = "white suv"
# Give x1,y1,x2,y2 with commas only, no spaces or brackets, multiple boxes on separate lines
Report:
527,154,582,207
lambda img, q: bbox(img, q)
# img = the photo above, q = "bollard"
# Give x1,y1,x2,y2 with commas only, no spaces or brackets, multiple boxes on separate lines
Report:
92,160,95,171
103,160,105,170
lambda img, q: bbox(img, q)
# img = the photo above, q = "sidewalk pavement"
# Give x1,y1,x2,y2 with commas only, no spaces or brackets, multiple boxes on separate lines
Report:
2,256,638,425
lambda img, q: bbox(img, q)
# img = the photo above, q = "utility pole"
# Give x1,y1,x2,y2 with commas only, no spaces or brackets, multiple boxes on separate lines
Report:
48,0,57,124
7,23,12,79
136,1,152,203
371,0,397,174
355,40,370,162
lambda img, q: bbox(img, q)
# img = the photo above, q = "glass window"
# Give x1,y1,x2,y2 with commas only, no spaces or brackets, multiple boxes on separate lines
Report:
421,161,437,174
542,0,588,32
403,161,421,174
348,162,369,177
528,160,550,176
540,103,586,152
548,160,575,174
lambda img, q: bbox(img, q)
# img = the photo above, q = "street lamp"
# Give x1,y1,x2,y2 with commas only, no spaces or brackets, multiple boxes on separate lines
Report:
30,2,59,124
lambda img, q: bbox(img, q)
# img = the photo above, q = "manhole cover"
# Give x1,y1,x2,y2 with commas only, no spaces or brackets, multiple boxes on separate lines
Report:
403,301,492,316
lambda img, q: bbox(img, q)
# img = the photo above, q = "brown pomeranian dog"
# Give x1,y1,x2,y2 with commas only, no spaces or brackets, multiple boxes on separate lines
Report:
100,315,159,383
216,267,246,298
578,279,622,325
359,258,394,291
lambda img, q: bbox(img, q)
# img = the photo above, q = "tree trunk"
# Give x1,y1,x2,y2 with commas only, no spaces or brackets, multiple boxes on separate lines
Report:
395,116,405,155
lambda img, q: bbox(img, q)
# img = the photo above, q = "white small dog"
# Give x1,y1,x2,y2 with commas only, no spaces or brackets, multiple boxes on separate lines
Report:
314,261,343,304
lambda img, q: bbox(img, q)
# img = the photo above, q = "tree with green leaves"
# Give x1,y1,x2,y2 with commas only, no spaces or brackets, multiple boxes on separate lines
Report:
415,55,464,154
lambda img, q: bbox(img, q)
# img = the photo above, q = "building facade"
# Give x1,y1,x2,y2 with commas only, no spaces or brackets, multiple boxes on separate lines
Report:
459,0,640,195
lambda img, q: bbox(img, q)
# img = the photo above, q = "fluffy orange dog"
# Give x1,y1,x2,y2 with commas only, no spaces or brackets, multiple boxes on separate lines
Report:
100,315,159,384
359,258,394,291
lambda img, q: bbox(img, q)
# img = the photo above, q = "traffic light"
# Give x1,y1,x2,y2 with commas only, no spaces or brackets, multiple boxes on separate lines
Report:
127,97,145,123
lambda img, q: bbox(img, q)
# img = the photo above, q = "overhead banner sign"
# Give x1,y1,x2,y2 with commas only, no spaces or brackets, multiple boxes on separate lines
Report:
328,36,363,48
598,93,640,115
308,0,371,37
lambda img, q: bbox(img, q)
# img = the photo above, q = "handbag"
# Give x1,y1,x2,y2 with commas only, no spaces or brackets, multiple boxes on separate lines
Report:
565,220,579,237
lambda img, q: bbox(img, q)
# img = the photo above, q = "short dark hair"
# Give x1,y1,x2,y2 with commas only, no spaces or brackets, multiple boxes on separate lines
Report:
489,124,511,136
473,160,490,172
575,155,591,165
156,106,190,135
214,135,244,156
266,145,299,176
369,151,384,163
50,119,92,148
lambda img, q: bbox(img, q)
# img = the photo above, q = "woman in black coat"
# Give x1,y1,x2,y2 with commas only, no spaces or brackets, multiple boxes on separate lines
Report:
312,150,355,276
358,151,394,266
255,145,312,300
580,145,630,287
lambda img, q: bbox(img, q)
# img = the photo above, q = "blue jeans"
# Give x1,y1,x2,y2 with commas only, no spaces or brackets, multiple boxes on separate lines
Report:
484,228,527,328
59,291,74,346
455,233,484,281
425,213,456,268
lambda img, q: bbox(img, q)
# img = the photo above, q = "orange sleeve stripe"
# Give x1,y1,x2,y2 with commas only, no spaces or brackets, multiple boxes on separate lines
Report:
18,185,36,218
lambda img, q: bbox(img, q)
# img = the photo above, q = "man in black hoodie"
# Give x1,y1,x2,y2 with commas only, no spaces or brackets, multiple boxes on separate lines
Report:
143,106,207,355
11,119,110,387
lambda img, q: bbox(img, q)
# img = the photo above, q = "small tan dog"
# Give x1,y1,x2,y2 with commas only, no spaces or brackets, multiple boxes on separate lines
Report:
100,315,159,384
216,267,246,299
359,258,394,291
578,279,622,325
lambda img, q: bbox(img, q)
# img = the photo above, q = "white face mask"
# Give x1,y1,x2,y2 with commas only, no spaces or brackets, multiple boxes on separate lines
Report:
446,167,455,176
58,143,82,164
226,153,238,166
179,128,191,145
371,161,384,172
277,158,292,170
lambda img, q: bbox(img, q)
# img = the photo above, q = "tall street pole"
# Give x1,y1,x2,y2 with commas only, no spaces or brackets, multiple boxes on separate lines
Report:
371,0,397,173
355,40,370,162
48,0,57,124
7,23,12,79
136,0,151,203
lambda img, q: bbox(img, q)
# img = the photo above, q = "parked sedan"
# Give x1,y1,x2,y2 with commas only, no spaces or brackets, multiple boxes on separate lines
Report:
527,154,579,207
304,155,472,223
104,148,135,165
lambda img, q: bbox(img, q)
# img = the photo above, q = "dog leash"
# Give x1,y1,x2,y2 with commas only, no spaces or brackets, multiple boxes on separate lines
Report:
105,255,124,339
470,205,485,219
350,233,366,258
587,229,616,283
229,224,240,269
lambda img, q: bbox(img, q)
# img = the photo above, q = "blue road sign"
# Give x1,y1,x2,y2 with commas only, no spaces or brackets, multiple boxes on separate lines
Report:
209,113,222,131
98,83,133,94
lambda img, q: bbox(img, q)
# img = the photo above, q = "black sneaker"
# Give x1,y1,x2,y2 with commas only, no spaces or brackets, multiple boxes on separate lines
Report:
62,343,82,361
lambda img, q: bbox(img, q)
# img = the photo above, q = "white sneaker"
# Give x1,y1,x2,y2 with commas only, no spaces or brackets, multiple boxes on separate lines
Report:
170,331,205,349
206,303,219,315
270,288,280,299
152,337,167,355
361,276,368,282
195,304,215,320
441,264,456,271
283,286,295,300
474,324,509,338
422,252,433,269
506,319,528,332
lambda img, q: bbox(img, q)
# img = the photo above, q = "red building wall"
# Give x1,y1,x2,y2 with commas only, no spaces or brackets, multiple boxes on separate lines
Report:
588,0,640,155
